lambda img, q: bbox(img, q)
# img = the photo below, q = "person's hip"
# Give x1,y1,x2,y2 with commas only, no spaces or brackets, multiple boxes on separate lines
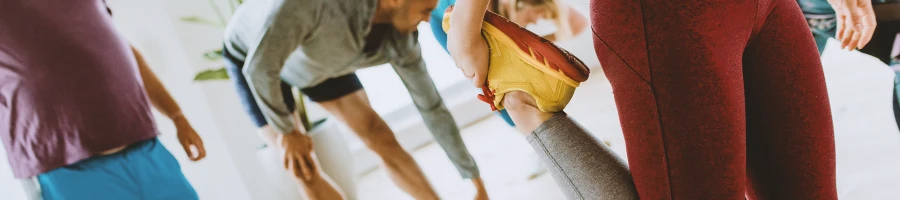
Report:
36,138,198,200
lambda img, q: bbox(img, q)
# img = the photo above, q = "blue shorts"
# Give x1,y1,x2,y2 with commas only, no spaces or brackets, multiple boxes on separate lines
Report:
37,138,198,200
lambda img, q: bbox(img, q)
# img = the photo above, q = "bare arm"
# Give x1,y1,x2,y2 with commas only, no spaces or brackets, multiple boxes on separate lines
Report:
132,46,184,121
450,0,491,42
132,45,206,161
447,0,492,87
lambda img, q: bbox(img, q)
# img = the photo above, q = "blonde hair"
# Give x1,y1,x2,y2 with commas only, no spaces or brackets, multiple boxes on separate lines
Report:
499,0,574,40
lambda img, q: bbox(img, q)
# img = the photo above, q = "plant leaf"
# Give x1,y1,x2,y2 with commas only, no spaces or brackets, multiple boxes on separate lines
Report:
203,48,224,61
309,118,327,130
180,16,225,28
193,68,230,81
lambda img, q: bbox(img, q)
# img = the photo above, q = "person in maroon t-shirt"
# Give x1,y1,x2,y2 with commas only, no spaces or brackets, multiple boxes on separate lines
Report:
0,1,205,199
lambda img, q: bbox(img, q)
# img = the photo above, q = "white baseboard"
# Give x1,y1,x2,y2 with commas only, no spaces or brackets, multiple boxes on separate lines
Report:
350,79,493,176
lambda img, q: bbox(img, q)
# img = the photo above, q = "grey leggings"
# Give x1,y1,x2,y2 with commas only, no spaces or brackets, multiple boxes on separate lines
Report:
527,112,639,200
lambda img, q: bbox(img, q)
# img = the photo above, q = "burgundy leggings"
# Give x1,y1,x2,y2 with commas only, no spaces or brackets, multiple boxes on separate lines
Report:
590,0,837,199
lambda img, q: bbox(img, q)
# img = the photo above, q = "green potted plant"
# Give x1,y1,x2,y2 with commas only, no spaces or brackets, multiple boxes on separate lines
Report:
180,0,239,81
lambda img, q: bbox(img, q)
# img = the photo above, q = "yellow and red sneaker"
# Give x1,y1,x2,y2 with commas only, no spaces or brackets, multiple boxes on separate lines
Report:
443,7,590,112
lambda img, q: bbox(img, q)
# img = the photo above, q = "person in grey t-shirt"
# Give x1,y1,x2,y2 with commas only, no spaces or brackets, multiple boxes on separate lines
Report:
223,0,487,199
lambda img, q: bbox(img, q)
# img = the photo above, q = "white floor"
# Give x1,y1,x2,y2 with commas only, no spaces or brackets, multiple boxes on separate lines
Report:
356,41,900,200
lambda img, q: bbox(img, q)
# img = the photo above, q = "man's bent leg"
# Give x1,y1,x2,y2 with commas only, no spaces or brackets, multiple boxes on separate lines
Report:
224,47,345,200
305,119,359,200
305,74,439,200
317,90,439,199
258,125,348,200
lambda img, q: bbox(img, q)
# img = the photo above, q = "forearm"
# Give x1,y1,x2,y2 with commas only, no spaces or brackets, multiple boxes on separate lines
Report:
132,46,185,121
448,0,491,44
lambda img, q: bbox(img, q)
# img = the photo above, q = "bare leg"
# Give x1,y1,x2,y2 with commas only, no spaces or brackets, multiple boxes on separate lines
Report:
319,90,440,200
306,119,359,200
258,126,345,200
296,153,346,200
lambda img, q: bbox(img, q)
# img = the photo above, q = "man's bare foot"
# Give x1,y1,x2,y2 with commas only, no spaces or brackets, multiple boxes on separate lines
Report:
472,178,489,200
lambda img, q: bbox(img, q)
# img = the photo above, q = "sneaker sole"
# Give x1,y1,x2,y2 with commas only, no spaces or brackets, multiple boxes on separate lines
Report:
481,11,590,85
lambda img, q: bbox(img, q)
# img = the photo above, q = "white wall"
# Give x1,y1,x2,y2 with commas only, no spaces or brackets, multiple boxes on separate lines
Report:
109,0,256,199
111,0,289,199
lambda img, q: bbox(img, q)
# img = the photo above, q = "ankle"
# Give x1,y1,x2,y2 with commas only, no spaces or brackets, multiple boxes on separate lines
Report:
502,91,554,134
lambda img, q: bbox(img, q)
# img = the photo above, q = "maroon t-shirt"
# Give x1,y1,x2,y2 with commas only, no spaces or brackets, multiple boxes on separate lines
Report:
0,0,159,178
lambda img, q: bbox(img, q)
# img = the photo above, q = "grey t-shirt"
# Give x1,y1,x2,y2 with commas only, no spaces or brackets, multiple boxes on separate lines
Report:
224,0,427,133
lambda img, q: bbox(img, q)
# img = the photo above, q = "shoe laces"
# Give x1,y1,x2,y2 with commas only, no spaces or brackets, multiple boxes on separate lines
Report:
476,84,498,111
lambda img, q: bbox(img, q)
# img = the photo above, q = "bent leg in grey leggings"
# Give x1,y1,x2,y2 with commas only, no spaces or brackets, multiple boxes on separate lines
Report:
527,112,638,200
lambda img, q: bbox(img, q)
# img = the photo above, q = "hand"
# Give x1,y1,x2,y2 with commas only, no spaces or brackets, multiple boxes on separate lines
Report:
174,116,206,161
279,129,316,181
828,0,877,50
447,38,490,87
446,5,491,87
